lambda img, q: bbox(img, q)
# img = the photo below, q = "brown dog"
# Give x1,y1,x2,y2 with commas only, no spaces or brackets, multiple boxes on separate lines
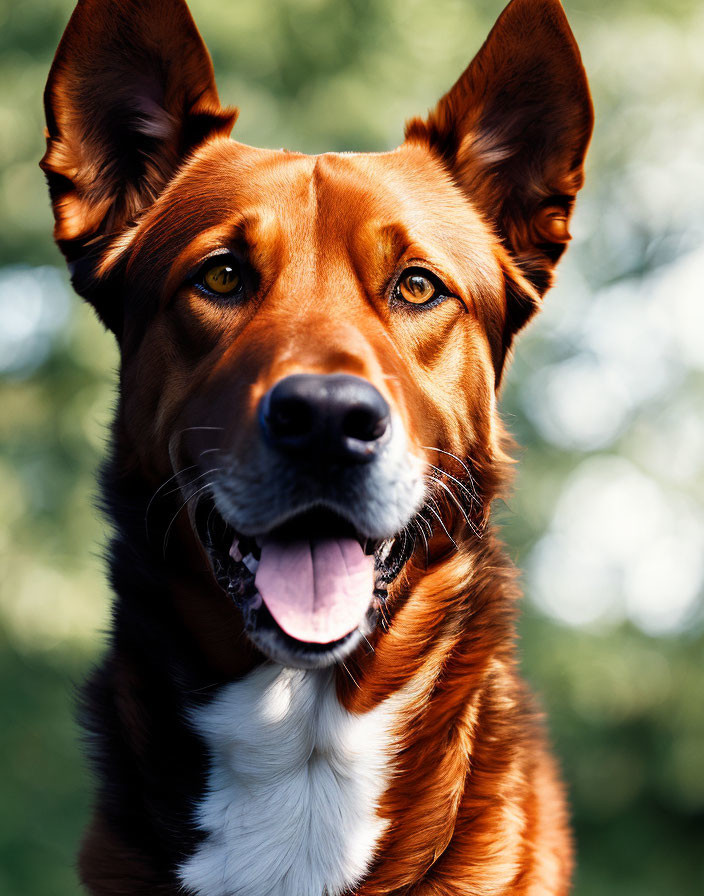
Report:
41,0,592,893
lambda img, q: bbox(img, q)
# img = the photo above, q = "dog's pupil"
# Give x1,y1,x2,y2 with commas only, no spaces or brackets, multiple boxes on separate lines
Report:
408,275,431,300
206,264,239,292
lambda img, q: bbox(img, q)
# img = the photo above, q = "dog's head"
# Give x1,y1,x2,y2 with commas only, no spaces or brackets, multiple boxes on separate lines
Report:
41,0,592,668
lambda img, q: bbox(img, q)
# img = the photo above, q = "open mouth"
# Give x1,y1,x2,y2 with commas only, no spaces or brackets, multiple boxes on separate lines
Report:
194,498,413,668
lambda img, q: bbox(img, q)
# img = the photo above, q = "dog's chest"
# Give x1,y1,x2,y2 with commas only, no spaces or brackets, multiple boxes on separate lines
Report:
179,665,399,896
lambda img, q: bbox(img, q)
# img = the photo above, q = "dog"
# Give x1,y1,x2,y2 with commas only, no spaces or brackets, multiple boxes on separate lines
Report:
41,0,592,892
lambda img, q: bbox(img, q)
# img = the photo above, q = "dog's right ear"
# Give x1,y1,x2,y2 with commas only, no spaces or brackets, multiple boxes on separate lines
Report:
405,0,592,380
40,0,237,333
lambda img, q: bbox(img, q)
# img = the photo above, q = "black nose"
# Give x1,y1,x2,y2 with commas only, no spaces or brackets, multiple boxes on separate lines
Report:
259,374,391,464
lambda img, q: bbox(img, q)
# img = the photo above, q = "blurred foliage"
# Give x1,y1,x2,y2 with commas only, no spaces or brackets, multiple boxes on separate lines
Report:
0,1,703,894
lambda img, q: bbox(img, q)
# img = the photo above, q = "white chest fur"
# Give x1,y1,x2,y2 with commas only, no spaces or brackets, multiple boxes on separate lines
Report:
179,665,400,896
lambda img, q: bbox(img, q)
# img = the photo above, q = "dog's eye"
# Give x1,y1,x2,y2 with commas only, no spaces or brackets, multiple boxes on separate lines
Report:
198,258,242,297
398,272,435,304
395,268,449,308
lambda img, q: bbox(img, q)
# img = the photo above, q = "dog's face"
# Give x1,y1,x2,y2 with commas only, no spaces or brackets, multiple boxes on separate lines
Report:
41,0,592,667
98,143,506,664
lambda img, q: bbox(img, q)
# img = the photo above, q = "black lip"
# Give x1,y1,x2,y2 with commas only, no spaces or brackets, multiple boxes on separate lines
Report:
193,497,413,666
261,506,363,545
242,603,371,670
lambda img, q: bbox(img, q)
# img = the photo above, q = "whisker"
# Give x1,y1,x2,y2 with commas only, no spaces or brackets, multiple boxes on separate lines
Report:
162,481,217,557
425,461,479,505
421,445,481,502
414,518,429,565
401,528,410,556
145,463,199,539
159,466,224,502
206,501,218,546
432,477,483,540
417,512,433,537
338,660,360,689
178,426,225,436
420,445,474,482
402,523,417,561
425,501,457,550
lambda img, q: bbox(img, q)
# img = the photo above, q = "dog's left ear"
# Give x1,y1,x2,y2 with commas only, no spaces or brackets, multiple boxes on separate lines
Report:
405,0,593,350
40,0,237,333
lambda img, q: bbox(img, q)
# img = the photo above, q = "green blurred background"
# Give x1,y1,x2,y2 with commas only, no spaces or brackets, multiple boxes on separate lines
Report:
1,0,703,893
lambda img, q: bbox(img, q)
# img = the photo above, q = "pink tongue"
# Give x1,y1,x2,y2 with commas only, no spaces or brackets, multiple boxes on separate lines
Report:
252,537,375,644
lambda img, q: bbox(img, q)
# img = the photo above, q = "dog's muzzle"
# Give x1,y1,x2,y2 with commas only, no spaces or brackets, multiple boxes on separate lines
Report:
190,374,423,667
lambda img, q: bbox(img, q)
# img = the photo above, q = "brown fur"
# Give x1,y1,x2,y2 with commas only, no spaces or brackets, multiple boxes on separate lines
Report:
41,1,592,893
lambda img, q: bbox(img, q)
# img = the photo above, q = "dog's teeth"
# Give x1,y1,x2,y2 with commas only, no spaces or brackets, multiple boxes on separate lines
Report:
243,553,260,574
229,539,242,562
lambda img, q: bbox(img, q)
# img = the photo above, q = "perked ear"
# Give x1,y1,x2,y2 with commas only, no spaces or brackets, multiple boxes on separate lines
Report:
405,0,593,336
40,0,237,330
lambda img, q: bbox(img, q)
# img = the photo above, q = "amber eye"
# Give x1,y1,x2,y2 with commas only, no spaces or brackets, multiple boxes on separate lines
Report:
200,259,242,296
397,270,438,305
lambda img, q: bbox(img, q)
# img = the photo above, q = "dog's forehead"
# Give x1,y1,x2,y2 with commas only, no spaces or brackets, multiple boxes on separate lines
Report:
121,138,502,310
172,139,495,259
